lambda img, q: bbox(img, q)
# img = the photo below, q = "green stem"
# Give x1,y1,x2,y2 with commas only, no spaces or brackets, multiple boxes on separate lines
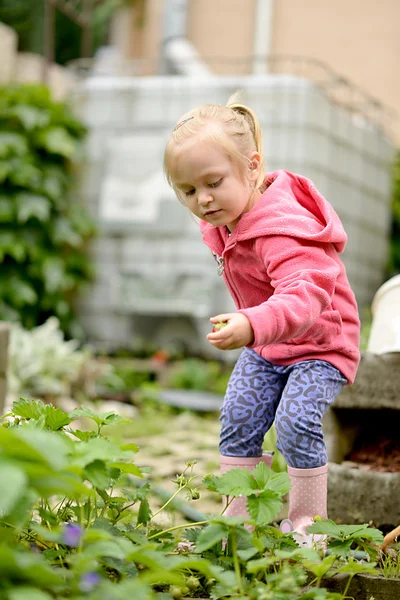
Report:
151,485,184,519
342,574,354,598
230,529,245,595
147,520,209,540
0,521,52,549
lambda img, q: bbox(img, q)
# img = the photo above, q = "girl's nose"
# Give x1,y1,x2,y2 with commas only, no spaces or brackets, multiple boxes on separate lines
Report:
198,191,213,205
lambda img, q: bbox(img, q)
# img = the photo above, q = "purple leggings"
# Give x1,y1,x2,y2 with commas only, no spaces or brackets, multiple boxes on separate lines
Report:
219,348,346,469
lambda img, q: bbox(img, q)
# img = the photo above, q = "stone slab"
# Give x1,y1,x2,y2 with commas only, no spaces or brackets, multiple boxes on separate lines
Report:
328,462,400,527
324,573,400,600
335,352,400,410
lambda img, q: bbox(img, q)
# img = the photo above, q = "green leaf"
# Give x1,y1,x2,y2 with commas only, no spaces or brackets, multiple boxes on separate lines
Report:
0,132,28,158
307,520,384,544
252,462,291,495
137,497,152,525
251,461,272,489
111,462,143,477
33,473,90,498
69,406,112,427
213,468,257,496
0,195,14,222
9,104,50,130
337,560,377,576
51,217,83,247
301,553,337,578
41,256,66,294
9,159,42,188
247,489,283,525
44,404,72,430
72,437,135,468
16,192,51,223
264,471,291,496
0,232,26,262
246,557,272,573
83,538,134,560
7,549,64,587
195,523,228,552
84,460,111,490
0,162,12,183
0,427,70,471
36,127,77,158
103,413,130,426
8,587,53,600
0,461,27,516
66,429,97,441
3,276,37,307
12,398,47,420
306,519,343,538
120,442,139,453
327,539,354,557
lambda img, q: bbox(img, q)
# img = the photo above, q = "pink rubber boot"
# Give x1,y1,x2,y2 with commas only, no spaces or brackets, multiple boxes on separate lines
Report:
220,453,274,519
280,464,328,549
177,453,274,552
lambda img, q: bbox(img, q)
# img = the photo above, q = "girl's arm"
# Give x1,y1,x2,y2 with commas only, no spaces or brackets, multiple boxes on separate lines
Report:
238,235,341,348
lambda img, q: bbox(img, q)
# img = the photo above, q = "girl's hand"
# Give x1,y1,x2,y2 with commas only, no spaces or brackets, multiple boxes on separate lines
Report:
207,313,254,350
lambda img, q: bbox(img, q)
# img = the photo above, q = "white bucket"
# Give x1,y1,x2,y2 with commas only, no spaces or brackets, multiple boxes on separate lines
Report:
367,274,400,354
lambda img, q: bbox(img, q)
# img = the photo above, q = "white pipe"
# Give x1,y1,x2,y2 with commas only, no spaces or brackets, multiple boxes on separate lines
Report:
164,38,211,76
162,0,211,75
253,0,275,75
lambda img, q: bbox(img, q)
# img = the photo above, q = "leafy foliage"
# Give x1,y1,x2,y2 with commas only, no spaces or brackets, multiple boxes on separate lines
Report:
7,318,112,401
0,84,95,333
0,398,394,599
0,0,139,64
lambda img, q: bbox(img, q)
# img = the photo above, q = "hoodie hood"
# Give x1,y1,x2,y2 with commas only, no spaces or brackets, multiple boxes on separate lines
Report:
200,170,347,253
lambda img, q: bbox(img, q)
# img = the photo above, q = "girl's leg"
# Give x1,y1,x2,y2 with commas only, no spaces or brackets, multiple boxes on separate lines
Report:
219,348,286,458
219,348,286,520
275,360,346,546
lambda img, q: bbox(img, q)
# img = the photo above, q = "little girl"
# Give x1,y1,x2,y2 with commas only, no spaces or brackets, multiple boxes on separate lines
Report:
164,96,360,546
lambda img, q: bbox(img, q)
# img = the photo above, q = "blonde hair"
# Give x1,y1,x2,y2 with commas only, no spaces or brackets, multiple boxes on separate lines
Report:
164,92,265,201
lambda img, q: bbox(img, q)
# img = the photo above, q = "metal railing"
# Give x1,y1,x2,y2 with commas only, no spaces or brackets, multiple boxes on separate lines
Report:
67,53,397,140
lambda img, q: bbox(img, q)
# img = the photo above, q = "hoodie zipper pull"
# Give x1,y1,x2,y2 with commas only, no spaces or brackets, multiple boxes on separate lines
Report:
212,252,225,276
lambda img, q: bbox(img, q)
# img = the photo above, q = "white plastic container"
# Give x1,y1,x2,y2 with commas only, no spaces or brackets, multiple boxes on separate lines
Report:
367,274,400,354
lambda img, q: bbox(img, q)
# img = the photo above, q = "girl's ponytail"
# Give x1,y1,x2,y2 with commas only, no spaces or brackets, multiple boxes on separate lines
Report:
226,92,263,156
227,92,265,189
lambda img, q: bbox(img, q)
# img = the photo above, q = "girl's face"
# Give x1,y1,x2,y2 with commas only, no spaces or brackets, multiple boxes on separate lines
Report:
172,139,262,231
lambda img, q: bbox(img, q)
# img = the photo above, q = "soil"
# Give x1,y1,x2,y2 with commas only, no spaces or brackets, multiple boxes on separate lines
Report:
346,434,400,473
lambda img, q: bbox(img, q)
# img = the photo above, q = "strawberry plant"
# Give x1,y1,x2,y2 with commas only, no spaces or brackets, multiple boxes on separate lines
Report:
0,397,391,599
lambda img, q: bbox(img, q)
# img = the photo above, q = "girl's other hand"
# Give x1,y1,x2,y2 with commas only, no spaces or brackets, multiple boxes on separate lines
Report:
207,313,254,350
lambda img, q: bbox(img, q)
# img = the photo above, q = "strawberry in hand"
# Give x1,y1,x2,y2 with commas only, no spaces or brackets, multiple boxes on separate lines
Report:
212,320,229,333
207,313,254,350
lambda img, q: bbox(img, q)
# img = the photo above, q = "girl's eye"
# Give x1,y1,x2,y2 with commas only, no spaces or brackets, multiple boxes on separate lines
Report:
208,179,222,188
185,189,195,196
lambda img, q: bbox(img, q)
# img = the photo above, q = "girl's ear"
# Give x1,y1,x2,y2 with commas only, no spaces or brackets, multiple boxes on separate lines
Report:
248,151,262,183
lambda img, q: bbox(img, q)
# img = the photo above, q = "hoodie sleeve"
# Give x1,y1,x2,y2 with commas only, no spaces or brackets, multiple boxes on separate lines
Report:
238,235,341,347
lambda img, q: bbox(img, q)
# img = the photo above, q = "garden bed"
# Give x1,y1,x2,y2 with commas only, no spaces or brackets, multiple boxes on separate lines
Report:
324,572,400,599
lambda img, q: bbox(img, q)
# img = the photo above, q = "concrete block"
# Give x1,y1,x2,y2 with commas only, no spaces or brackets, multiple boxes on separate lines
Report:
323,409,360,464
14,53,75,100
328,462,400,526
335,352,400,410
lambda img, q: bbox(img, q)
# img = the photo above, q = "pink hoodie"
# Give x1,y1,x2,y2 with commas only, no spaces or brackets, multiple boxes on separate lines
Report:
200,170,360,384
